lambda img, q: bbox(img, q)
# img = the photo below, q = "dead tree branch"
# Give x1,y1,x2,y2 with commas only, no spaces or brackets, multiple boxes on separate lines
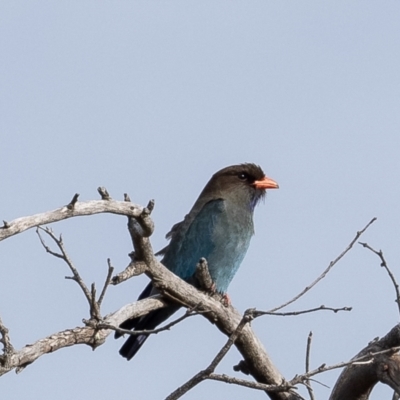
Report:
111,258,147,285
305,331,315,400
0,198,149,242
359,241,400,315
330,324,400,399
254,305,352,317
0,296,168,376
98,259,114,307
36,226,93,305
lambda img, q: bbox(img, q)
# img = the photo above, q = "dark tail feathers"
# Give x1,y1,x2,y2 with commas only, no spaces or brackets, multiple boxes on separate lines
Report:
117,304,181,360
119,334,147,360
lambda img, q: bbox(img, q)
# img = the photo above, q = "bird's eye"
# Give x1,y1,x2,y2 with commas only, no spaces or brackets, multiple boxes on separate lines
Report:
238,172,249,181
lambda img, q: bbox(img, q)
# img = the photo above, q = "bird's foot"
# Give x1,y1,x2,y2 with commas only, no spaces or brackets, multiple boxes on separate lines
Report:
221,293,231,307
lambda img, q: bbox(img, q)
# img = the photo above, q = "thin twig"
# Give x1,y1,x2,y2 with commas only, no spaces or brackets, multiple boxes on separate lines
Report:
36,227,64,259
269,218,377,312
98,259,114,306
305,331,315,400
207,373,295,392
290,345,400,385
36,226,93,313
90,283,101,319
36,226,114,320
359,242,400,316
100,309,199,337
254,305,352,318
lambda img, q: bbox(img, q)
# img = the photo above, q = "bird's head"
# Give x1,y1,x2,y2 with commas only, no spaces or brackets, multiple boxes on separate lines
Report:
202,163,279,211
161,163,279,246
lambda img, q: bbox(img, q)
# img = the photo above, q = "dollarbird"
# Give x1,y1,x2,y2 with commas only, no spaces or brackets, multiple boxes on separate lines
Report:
117,163,279,360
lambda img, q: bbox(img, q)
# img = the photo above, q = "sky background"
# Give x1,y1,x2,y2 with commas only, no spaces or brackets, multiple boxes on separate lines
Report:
1,1,400,399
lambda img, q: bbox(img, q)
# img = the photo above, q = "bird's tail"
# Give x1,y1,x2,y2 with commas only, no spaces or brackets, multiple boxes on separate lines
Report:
119,334,148,360
118,303,181,360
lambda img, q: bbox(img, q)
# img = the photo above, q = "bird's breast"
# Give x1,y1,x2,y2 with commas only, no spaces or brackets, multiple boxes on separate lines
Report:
207,203,254,293
162,199,255,294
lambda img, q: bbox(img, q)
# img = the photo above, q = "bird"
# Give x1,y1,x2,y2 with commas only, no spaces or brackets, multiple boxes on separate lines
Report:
116,163,279,360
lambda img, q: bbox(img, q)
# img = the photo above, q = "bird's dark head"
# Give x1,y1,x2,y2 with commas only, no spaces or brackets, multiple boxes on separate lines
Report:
202,163,279,211
161,163,279,245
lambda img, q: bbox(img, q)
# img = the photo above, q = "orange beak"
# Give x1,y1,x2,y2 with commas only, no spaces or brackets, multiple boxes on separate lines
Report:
253,176,279,190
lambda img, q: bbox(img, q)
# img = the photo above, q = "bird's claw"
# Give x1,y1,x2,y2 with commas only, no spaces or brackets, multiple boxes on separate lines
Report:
221,293,231,307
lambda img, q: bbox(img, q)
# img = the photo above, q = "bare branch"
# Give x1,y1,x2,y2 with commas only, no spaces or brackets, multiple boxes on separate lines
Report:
137,200,155,237
359,241,400,315
126,198,155,243
292,346,400,388
207,374,295,393
36,227,93,309
330,324,400,399
98,259,114,306
0,296,168,376
36,227,64,259
0,199,148,242
269,217,377,312
111,258,147,285
36,226,114,320
90,283,101,320
254,305,352,318
305,331,315,400
123,196,155,269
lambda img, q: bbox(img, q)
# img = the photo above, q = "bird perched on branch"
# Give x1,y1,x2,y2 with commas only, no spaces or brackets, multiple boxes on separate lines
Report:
116,163,279,360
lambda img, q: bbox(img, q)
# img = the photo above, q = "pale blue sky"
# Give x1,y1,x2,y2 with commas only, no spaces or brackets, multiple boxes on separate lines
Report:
1,2,400,399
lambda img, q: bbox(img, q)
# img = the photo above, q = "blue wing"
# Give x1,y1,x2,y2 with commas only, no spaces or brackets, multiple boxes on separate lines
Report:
162,199,225,279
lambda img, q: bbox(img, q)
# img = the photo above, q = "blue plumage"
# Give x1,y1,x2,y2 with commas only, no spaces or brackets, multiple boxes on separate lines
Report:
163,200,223,282
117,163,278,360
